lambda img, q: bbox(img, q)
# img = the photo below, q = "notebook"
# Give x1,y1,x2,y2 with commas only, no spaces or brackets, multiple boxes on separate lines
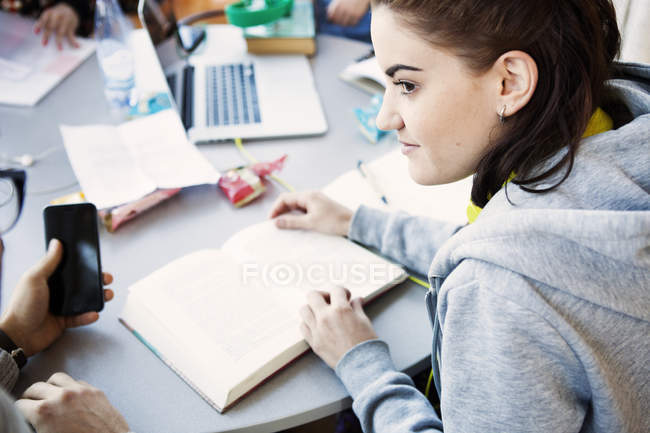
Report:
338,55,384,95
0,12,95,106
322,148,473,224
119,220,407,412
137,0,327,143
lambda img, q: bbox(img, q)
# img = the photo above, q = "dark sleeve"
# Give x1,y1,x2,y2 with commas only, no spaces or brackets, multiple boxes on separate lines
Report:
0,350,19,392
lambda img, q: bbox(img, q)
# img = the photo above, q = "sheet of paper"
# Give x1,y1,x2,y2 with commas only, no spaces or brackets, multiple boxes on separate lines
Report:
60,124,158,209
323,148,473,224
0,57,32,80
118,110,220,188
60,110,220,209
0,12,96,106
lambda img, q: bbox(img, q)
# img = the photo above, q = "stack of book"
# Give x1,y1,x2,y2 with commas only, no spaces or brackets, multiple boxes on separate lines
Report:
242,0,316,56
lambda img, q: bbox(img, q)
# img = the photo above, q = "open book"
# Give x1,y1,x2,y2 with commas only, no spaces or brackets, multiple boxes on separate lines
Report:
120,220,407,412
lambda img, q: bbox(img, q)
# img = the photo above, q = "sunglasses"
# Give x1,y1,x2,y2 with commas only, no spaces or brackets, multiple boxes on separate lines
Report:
0,169,26,234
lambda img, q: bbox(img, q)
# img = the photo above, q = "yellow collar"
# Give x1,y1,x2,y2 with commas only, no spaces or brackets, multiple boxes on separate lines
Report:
582,107,613,139
466,108,613,224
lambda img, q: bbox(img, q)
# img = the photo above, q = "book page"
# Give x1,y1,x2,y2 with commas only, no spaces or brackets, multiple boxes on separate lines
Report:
322,169,387,211
221,220,406,298
323,148,472,224
60,124,157,209
118,110,220,188
127,250,306,387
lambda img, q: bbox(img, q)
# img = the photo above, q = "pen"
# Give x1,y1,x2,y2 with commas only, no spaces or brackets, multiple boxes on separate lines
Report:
355,49,375,62
357,160,389,205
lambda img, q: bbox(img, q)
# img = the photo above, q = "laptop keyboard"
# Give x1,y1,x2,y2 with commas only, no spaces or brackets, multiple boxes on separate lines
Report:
165,63,261,130
206,63,261,127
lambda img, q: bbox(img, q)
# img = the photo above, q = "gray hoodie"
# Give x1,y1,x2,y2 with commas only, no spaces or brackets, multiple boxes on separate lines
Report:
335,62,650,433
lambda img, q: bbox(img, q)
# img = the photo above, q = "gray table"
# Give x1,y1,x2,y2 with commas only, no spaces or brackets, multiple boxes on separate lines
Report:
0,34,432,433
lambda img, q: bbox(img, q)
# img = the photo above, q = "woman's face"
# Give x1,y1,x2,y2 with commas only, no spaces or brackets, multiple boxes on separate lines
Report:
372,6,502,185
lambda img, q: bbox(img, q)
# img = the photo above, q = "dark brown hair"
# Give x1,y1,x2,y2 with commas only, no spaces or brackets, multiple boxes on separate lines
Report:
372,0,620,207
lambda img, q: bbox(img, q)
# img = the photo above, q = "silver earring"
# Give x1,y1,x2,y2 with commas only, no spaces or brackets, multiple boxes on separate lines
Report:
498,105,507,124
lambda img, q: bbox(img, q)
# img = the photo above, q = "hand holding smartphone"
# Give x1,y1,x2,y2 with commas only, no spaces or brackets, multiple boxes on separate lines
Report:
43,203,104,316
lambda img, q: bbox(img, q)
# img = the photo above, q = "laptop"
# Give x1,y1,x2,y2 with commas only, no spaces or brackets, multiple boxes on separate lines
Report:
137,0,328,142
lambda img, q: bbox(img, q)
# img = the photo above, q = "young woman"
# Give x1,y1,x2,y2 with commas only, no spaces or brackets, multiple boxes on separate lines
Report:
270,0,650,431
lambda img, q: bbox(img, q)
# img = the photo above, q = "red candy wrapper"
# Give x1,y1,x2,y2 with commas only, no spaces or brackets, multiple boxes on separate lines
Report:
249,155,287,177
99,188,182,232
219,155,287,207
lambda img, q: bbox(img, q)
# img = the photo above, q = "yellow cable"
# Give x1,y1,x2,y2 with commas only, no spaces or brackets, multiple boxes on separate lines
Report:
424,368,433,398
233,138,296,192
234,138,258,163
409,275,430,289
412,275,432,398
268,174,296,192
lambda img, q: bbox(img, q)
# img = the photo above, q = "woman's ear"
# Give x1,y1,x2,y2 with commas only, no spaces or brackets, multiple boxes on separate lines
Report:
494,50,538,118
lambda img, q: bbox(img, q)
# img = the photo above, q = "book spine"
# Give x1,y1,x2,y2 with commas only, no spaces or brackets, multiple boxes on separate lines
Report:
118,318,225,413
245,39,316,56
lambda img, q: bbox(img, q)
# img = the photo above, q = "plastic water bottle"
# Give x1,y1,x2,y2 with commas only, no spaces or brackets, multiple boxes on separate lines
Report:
94,0,137,110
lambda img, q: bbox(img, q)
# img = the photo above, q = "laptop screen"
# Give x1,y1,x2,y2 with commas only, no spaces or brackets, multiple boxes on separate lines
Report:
139,0,207,59
138,0,177,46
137,0,263,131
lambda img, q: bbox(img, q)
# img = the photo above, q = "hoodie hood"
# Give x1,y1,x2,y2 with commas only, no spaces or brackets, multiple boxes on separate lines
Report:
429,62,650,323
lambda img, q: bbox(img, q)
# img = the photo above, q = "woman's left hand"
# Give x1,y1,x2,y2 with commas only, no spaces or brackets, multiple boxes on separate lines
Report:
299,286,378,369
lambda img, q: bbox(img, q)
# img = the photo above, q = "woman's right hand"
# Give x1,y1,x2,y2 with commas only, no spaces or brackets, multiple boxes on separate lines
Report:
269,191,353,237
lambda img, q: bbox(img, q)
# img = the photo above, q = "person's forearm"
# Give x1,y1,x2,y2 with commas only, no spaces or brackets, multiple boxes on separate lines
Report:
348,206,463,276
336,340,444,433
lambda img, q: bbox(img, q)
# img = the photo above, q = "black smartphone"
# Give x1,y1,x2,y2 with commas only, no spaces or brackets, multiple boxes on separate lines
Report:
43,203,103,316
